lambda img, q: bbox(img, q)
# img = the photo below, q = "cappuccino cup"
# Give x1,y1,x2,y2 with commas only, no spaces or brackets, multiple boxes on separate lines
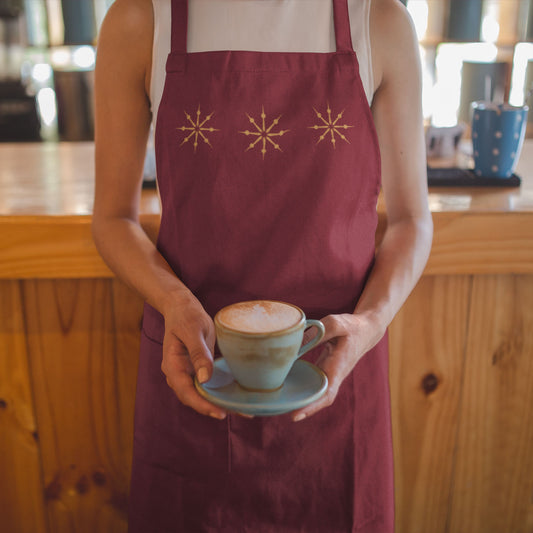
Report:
214,300,325,392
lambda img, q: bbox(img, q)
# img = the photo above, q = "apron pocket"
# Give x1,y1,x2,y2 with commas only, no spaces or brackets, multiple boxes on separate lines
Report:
134,304,231,478
141,302,165,345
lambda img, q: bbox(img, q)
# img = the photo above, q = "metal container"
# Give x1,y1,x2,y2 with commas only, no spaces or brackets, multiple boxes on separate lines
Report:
458,61,511,123
23,0,110,47
0,79,41,141
445,0,483,42
0,0,24,19
53,67,93,141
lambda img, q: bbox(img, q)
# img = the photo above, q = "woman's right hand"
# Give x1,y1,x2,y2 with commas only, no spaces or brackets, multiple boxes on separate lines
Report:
161,290,227,420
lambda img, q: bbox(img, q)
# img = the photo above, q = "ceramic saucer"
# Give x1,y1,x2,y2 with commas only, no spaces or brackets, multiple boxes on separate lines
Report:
195,358,328,416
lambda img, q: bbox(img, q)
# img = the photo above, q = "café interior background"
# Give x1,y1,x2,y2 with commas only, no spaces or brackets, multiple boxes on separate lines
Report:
1,0,533,146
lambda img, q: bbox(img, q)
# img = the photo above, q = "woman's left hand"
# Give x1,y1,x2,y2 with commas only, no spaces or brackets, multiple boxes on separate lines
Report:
291,313,385,422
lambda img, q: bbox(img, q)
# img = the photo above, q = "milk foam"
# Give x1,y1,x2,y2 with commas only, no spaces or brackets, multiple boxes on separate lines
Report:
218,301,302,333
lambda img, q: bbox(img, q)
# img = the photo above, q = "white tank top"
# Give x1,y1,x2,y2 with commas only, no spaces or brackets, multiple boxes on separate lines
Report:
150,0,374,127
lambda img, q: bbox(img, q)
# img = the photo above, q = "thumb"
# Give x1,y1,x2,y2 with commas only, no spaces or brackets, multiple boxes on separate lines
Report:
187,334,214,384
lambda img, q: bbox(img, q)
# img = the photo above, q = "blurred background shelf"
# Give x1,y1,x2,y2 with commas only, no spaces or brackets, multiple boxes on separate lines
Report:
0,0,111,142
2,0,533,145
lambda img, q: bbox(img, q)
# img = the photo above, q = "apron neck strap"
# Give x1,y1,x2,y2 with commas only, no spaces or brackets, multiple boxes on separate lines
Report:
171,0,354,54
171,0,188,54
333,0,354,53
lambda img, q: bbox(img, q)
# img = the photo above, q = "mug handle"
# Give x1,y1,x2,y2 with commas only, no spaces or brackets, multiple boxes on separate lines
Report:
297,320,325,358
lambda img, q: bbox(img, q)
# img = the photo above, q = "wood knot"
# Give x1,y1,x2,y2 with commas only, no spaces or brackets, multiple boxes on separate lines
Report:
44,475,62,500
491,337,522,366
0,399,7,409
421,373,439,395
75,475,90,495
92,468,107,486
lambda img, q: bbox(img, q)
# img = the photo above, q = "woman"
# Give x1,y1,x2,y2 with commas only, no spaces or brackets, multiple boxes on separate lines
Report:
93,0,433,531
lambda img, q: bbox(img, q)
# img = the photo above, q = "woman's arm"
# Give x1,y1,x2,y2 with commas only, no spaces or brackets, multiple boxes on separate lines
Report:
93,0,226,419
359,0,433,329
292,0,433,421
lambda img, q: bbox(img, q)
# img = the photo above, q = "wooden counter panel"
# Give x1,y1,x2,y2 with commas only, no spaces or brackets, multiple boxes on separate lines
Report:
0,215,160,279
1,211,533,279
448,275,533,533
2,274,533,532
0,281,48,533
424,212,533,275
22,279,140,533
110,279,145,462
390,273,533,532
389,275,471,533
1,217,110,279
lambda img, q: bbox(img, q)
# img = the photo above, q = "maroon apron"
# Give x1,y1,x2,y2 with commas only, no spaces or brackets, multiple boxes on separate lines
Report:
128,1,394,531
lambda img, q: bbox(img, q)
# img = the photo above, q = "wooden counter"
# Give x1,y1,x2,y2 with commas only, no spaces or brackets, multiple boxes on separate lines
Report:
1,142,533,278
1,142,532,533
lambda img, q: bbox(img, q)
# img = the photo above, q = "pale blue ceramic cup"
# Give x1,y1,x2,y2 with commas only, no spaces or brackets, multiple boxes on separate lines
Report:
471,102,528,178
215,300,325,392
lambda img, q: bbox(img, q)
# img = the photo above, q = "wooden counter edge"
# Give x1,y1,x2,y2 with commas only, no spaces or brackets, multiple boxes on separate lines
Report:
0,214,160,279
1,211,532,279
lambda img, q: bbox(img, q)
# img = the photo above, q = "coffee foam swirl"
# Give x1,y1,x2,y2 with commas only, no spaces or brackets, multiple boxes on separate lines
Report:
217,301,302,334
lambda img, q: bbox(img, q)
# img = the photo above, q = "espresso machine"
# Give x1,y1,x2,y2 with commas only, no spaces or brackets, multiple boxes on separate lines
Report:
0,0,41,141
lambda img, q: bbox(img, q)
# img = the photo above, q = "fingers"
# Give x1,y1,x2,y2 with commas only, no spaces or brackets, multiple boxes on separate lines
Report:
187,335,214,384
302,315,344,347
319,314,352,344
316,336,355,379
292,383,339,422
163,349,227,420
176,311,217,383
162,324,226,419
163,298,217,382
292,317,358,422
291,342,341,421
163,328,213,380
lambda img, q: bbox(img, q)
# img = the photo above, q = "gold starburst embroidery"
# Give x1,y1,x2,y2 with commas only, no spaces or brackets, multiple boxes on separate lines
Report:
240,106,290,159
309,103,354,148
178,104,219,153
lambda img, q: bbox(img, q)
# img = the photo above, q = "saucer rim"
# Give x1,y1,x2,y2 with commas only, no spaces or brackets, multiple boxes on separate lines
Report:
194,359,328,415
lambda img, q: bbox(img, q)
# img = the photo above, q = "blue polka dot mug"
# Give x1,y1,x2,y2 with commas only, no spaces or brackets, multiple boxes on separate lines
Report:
471,102,528,178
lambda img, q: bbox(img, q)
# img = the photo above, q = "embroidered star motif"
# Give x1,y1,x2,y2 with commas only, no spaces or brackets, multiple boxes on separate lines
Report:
178,104,219,153
309,103,354,148
240,106,290,159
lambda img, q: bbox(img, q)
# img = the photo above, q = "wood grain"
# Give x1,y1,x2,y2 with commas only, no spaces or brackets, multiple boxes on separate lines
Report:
424,212,533,276
389,275,472,533
110,279,144,494
448,275,533,533
2,210,533,279
0,215,160,280
23,280,131,533
0,281,48,533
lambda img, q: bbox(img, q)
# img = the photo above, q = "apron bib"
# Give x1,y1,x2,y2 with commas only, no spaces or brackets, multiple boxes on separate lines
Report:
129,1,393,531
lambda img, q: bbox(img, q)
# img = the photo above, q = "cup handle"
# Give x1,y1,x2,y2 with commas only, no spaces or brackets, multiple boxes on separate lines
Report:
297,319,325,358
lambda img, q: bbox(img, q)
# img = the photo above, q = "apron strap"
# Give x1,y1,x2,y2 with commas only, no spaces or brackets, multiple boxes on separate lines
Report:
333,0,354,53
170,0,188,54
